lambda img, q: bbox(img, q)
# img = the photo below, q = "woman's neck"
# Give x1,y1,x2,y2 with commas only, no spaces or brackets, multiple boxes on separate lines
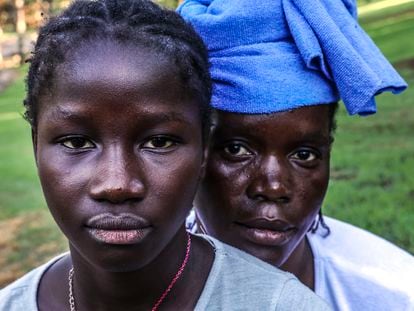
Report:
280,237,315,290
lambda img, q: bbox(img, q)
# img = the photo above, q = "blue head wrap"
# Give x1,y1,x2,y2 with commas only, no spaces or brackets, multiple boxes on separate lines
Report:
178,0,407,115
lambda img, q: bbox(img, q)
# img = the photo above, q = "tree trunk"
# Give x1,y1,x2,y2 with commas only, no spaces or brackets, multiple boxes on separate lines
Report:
15,0,26,65
0,26,3,68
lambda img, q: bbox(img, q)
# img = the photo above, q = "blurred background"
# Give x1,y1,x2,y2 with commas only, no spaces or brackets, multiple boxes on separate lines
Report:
0,0,413,287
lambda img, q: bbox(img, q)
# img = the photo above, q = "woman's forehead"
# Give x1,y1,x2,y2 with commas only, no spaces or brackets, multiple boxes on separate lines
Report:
216,106,331,132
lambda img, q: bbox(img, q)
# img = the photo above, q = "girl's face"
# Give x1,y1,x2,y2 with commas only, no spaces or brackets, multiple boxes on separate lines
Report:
34,41,205,271
195,106,331,266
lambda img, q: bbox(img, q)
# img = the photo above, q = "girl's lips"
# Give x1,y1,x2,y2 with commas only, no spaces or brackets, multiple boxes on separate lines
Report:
86,227,152,245
85,213,152,245
86,212,150,229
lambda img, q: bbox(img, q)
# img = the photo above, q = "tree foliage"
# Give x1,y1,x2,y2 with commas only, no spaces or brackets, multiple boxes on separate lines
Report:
0,0,179,32
0,0,70,31
155,0,180,9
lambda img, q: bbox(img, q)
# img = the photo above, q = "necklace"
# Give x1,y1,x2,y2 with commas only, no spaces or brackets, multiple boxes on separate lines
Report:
68,232,192,311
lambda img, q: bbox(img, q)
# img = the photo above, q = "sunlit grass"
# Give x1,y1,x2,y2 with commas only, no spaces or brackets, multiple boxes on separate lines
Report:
358,0,414,63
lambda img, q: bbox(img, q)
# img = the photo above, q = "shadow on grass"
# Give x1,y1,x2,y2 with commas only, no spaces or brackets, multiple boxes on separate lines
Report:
0,210,67,288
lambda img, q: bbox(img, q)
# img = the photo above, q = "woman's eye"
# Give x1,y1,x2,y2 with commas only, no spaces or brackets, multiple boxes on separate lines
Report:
60,137,95,149
223,143,252,157
142,137,176,149
291,150,318,161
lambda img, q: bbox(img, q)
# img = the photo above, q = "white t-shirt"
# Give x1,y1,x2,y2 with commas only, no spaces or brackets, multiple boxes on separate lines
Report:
187,213,414,310
0,235,330,311
308,216,414,311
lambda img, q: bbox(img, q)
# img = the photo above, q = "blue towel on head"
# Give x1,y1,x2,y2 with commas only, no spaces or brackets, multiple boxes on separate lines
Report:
178,0,407,115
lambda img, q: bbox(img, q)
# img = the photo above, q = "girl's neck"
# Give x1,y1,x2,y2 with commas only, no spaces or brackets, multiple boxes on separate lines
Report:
71,232,188,310
280,237,315,290
39,229,214,311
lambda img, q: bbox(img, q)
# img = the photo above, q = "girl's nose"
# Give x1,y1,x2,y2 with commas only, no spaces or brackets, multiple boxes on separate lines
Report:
246,155,291,204
89,147,146,204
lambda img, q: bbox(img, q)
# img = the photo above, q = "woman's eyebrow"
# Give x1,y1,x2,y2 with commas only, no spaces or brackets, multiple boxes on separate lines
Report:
292,132,331,144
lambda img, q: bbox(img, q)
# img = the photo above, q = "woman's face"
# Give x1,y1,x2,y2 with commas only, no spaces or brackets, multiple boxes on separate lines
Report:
34,41,205,271
195,106,331,266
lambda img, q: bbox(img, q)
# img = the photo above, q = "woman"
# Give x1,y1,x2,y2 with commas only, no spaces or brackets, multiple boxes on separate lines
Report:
179,0,414,310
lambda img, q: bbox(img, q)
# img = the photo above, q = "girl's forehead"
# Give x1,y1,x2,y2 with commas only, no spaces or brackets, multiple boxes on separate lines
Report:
47,43,187,107
36,40,201,126
36,81,203,139
59,40,178,90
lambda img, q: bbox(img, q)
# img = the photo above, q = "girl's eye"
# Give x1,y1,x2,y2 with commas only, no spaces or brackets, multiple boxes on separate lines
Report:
142,137,176,149
291,150,318,162
223,143,252,157
60,137,95,149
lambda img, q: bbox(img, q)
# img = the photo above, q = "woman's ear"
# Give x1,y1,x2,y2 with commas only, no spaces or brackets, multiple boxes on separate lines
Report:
200,137,210,180
31,128,38,165
200,119,216,180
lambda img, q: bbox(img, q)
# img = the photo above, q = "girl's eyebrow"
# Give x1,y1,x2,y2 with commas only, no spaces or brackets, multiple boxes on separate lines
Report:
48,105,193,125
143,112,194,125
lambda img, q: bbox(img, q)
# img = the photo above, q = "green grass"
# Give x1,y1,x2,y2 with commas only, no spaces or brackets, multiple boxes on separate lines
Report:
359,2,414,22
358,1,414,63
0,69,67,287
321,5,414,253
324,71,414,253
0,67,46,219
324,5,414,255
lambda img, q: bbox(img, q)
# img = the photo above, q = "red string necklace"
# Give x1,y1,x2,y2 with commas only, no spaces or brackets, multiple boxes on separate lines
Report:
68,232,192,311
151,232,192,311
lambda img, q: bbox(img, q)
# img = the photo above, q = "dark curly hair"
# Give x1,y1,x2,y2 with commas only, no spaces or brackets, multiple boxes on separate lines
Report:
24,0,212,138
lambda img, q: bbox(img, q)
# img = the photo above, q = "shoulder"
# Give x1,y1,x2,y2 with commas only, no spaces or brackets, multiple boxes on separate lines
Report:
310,216,414,267
309,217,414,308
0,254,66,311
203,234,294,281
0,266,43,311
196,235,331,310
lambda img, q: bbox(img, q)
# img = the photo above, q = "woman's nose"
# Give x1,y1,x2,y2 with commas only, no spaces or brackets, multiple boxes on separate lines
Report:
246,155,291,203
89,146,146,204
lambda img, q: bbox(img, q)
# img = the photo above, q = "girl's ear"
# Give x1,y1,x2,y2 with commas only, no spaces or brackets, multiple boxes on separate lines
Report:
31,128,38,165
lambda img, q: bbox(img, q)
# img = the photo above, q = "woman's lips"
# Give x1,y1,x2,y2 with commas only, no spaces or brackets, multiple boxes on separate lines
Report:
235,218,297,247
85,213,152,245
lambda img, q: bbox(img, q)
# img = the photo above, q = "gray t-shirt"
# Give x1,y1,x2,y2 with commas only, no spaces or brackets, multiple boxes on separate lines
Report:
0,235,330,310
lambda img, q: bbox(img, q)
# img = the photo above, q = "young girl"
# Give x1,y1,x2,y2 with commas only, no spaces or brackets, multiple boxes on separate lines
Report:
0,0,331,310
179,0,414,310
